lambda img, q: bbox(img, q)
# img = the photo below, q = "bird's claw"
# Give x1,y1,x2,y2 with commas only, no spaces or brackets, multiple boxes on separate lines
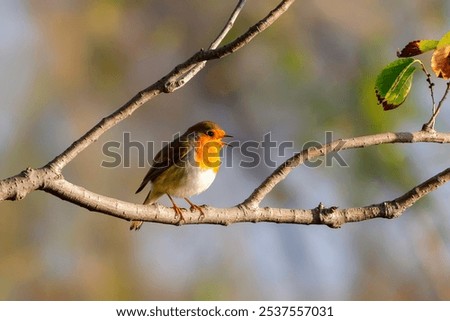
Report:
172,205,185,224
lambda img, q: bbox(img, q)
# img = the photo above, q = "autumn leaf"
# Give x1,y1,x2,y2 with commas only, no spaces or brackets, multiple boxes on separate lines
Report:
397,39,438,57
431,31,450,79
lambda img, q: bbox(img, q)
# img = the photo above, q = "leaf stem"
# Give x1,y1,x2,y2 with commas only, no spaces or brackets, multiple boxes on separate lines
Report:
418,61,436,113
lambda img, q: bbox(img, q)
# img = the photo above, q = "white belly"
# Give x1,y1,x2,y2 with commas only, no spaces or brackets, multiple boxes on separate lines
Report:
170,166,216,198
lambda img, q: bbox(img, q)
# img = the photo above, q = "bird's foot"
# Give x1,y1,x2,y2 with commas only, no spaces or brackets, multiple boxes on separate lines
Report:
184,198,205,220
172,204,185,224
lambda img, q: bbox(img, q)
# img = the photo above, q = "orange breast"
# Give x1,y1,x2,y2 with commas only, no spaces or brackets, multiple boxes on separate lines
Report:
195,136,223,172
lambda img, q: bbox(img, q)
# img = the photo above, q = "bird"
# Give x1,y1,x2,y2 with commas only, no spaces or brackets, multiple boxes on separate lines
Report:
130,120,231,230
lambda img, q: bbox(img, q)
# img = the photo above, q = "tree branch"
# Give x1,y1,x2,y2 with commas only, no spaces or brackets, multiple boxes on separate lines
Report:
242,131,450,208
2,131,449,228
41,157,450,228
45,0,295,172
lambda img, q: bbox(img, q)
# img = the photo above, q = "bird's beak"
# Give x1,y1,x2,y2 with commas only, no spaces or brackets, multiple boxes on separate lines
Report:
222,134,233,146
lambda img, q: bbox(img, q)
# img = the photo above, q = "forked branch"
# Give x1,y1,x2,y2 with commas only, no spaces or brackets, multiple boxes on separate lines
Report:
46,0,295,172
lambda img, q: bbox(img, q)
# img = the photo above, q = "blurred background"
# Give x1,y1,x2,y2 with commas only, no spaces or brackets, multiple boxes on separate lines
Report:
1,0,450,300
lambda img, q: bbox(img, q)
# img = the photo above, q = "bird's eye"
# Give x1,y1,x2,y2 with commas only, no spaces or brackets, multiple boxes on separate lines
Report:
206,130,214,137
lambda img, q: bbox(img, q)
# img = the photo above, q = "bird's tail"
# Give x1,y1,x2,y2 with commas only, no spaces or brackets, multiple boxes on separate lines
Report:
129,220,143,231
130,190,158,231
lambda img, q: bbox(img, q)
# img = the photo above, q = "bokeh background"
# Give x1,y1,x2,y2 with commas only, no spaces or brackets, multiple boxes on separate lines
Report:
1,0,450,300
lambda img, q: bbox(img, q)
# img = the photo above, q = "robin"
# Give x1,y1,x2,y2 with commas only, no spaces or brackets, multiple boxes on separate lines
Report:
130,120,232,230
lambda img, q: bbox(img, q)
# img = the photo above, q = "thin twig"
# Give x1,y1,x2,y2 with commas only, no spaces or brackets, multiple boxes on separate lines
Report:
173,0,247,88
418,61,436,113
423,81,450,131
210,0,247,49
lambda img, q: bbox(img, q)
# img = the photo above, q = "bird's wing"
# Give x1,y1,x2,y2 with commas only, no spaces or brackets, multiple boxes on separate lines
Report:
135,136,192,194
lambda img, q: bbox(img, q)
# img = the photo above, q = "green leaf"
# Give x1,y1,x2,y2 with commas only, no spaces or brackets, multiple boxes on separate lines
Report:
436,30,450,48
375,58,418,110
397,39,438,57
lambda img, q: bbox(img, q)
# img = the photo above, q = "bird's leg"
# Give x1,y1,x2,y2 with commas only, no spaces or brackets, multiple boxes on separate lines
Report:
184,197,205,220
167,194,185,223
